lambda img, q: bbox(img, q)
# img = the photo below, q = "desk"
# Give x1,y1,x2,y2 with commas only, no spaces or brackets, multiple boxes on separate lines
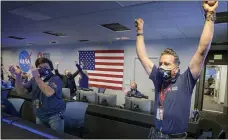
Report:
84,104,200,139
1,122,45,139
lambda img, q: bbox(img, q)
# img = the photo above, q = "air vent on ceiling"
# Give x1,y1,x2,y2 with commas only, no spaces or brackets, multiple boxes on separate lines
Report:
205,11,228,24
8,36,25,40
211,42,228,45
100,23,130,32
43,31,66,37
215,12,228,24
79,40,89,42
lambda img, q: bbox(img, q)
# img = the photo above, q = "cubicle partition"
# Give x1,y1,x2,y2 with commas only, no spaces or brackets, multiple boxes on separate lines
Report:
1,113,78,139
2,88,203,139
83,104,200,139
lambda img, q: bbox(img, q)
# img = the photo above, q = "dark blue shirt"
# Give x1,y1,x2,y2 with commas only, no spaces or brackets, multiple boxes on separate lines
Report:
149,65,197,134
23,76,66,120
66,77,77,93
127,89,145,97
76,64,89,88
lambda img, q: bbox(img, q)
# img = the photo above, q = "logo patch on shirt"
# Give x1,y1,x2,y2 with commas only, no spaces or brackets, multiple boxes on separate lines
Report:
51,82,57,88
172,86,178,91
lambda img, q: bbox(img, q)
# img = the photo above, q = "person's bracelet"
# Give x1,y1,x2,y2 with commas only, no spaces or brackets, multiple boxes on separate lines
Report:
205,11,216,21
137,33,143,36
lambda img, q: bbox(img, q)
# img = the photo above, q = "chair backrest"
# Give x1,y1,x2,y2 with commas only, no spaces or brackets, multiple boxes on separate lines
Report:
197,118,225,138
20,100,36,122
62,88,71,99
64,101,88,136
8,98,25,113
98,88,106,93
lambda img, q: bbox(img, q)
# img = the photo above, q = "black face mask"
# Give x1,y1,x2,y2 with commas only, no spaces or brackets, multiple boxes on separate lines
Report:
158,66,179,82
38,68,53,79
158,67,172,81
67,73,72,78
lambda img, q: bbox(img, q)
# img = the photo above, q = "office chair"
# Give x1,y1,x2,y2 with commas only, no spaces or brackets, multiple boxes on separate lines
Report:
197,118,226,139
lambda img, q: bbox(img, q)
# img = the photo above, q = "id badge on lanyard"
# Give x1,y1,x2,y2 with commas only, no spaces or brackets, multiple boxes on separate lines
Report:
156,106,164,120
156,86,170,121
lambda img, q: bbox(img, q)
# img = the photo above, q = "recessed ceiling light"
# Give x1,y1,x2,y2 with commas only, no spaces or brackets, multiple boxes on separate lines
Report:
49,41,59,44
115,37,130,40
26,42,34,46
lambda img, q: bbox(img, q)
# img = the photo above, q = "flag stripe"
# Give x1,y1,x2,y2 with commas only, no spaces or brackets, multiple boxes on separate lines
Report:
89,84,123,90
95,56,124,60
95,68,123,72
95,53,124,57
95,50,124,53
89,81,122,87
88,73,123,78
95,62,123,66
89,76,123,81
89,78,123,84
95,59,124,63
95,65,123,70
87,70,123,75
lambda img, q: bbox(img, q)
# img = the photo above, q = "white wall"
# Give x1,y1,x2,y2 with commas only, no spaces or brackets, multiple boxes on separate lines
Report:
1,38,199,109
219,65,227,104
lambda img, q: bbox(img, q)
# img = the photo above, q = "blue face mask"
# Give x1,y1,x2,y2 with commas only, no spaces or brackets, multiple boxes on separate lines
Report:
38,67,52,78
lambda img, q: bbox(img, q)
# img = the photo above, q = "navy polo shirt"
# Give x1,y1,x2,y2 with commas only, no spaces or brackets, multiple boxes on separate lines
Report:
76,64,89,88
127,90,144,97
66,77,77,93
149,65,197,134
24,76,66,120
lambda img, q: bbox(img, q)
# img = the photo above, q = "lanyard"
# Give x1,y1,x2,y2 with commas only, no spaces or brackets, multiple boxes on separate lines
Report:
159,84,172,107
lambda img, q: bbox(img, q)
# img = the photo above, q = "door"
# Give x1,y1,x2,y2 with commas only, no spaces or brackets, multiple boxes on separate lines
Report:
134,57,159,101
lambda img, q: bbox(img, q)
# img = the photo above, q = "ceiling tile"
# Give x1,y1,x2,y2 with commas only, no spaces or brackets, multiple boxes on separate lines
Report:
216,1,228,13
177,25,204,38
1,1,39,11
116,1,152,7
156,28,186,39
25,1,121,18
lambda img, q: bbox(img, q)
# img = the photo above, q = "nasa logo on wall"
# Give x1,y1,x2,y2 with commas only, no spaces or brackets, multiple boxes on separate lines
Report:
19,50,32,72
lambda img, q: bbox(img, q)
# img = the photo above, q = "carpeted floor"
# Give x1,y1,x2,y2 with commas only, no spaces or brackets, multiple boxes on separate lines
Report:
202,95,224,112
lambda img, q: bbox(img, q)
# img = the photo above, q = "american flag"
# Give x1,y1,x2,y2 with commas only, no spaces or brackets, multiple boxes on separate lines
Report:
79,50,124,90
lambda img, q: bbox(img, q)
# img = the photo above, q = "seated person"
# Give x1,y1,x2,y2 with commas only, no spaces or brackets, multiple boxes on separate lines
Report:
22,72,29,83
126,81,148,99
54,61,79,97
7,75,15,87
1,98,19,116
76,62,89,89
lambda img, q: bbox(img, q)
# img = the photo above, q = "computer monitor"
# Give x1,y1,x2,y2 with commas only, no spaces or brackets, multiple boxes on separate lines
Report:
125,97,152,114
77,90,96,103
98,88,106,93
125,96,132,110
97,93,117,107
